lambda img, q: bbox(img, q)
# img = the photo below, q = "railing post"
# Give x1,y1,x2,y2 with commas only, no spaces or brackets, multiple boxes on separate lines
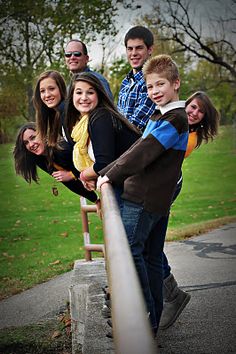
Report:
79,197,104,261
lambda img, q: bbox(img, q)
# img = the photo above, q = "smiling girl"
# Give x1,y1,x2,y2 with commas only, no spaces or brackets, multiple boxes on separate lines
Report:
33,70,72,148
65,72,141,191
13,122,98,202
185,91,219,157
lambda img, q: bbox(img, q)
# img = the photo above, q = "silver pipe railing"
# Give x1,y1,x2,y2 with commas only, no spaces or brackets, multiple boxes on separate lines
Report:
100,183,157,354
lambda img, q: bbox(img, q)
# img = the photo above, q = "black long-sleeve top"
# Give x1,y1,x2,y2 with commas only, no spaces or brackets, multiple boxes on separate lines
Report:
34,145,98,202
88,108,141,174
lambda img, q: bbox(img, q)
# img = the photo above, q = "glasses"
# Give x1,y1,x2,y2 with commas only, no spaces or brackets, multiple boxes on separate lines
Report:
65,51,83,58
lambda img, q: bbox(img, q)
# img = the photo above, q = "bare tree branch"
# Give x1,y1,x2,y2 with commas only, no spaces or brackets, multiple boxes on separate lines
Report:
147,0,236,81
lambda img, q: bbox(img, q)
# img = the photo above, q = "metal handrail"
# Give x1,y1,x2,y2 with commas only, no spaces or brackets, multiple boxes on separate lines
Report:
100,183,157,354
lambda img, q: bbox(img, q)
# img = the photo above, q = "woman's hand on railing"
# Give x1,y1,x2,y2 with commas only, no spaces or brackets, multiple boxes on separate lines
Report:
80,170,97,191
52,170,74,182
97,175,110,191
84,179,97,191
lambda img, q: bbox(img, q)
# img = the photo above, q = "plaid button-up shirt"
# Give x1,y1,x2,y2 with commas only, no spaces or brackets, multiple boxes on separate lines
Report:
117,69,156,132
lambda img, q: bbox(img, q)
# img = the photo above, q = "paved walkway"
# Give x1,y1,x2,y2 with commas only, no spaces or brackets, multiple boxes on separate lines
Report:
157,222,236,353
0,223,236,353
0,270,72,328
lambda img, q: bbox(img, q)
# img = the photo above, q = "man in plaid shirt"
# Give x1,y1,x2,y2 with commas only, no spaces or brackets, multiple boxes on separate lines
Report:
117,26,156,132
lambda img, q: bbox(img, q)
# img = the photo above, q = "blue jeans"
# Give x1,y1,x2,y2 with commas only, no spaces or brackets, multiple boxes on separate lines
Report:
121,200,166,330
162,179,183,279
115,179,182,281
114,185,124,213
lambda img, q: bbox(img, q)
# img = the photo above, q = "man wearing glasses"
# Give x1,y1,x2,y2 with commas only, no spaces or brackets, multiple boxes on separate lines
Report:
64,39,113,100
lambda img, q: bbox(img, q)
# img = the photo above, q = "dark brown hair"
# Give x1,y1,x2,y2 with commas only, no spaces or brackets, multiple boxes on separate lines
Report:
33,70,66,147
66,72,140,135
65,39,88,55
13,122,40,183
186,91,220,147
124,26,154,48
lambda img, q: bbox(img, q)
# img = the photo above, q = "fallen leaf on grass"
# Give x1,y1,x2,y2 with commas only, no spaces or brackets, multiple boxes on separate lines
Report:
13,237,22,241
2,252,15,259
66,326,71,336
69,262,74,269
51,330,61,339
65,319,71,327
60,232,69,238
59,312,71,336
49,260,61,265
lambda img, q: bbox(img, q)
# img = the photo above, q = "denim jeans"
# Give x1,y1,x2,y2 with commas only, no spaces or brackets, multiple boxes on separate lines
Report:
113,184,124,213
162,178,183,279
121,200,166,330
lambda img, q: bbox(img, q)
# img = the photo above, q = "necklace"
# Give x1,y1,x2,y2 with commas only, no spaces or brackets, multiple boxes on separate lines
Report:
52,182,59,196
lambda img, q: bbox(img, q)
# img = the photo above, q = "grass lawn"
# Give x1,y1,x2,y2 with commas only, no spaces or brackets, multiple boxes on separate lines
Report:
0,125,236,299
0,319,72,354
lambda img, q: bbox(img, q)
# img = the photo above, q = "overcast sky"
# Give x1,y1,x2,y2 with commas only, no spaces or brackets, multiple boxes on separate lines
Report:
87,0,234,68
88,0,152,67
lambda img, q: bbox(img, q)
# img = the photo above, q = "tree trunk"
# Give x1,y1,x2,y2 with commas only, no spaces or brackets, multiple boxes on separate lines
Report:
27,83,35,121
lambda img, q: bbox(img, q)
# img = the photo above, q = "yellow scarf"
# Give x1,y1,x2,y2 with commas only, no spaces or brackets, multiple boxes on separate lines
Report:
71,114,94,171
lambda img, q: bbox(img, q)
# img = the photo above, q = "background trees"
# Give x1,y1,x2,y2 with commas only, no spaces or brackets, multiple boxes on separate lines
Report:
0,0,235,142
0,0,119,141
140,0,236,123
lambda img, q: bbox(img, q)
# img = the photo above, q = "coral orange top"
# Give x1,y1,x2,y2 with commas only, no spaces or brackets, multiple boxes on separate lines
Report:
185,131,198,158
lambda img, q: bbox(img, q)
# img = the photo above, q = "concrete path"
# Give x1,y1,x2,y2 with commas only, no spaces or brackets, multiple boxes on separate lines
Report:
0,223,235,354
0,270,73,328
157,222,236,353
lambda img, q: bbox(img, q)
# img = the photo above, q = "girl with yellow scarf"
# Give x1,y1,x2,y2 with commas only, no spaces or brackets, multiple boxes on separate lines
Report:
65,72,141,190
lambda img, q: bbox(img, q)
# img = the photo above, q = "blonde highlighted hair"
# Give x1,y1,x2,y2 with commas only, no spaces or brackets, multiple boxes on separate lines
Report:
143,54,179,83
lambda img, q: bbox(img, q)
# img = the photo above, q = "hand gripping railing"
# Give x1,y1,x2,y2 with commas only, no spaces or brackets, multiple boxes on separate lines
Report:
100,182,157,354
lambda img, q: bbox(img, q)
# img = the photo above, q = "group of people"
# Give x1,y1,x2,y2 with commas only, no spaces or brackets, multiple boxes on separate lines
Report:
13,26,220,337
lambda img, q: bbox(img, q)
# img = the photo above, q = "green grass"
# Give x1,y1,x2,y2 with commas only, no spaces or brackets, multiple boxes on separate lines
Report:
0,319,72,354
0,125,236,299
167,125,236,233
0,145,102,299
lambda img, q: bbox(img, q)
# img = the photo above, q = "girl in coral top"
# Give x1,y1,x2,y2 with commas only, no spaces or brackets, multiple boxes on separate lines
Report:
160,91,220,330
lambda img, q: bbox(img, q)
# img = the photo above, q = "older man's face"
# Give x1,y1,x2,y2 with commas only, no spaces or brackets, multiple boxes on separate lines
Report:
65,41,89,74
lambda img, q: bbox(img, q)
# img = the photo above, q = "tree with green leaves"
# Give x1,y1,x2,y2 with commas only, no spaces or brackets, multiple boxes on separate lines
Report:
0,0,119,122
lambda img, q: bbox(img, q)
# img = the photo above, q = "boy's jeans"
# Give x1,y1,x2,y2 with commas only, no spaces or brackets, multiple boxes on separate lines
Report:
161,178,183,279
121,200,166,330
